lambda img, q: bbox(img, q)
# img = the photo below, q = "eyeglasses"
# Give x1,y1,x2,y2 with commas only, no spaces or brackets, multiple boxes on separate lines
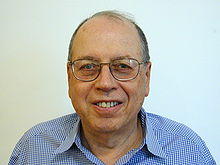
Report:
68,58,148,82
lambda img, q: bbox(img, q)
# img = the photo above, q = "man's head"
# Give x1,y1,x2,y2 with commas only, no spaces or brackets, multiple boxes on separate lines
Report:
67,10,151,133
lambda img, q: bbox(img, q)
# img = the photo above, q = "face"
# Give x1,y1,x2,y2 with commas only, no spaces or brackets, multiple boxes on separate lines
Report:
67,17,151,133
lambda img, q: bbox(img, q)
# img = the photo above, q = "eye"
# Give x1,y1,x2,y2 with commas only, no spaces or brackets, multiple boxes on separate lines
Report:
85,64,94,69
118,63,131,69
80,63,96,70
111,63,133,71
112,62,132,70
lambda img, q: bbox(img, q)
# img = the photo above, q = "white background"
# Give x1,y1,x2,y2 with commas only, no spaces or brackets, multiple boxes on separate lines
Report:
1,0,219,164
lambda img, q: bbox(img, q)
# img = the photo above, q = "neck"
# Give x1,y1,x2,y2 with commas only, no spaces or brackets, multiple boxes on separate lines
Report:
80,118,143,164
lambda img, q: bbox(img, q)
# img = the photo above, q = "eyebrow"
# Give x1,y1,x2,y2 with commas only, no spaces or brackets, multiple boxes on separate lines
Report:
73,55,132,61
73,56,99,61
112,55,131,60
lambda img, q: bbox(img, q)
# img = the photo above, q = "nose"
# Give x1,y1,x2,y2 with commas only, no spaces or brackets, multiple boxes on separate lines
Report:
94,64,118,92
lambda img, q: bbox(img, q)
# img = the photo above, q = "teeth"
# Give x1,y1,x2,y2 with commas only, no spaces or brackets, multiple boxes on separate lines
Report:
102,102,106,107
96,102,120,108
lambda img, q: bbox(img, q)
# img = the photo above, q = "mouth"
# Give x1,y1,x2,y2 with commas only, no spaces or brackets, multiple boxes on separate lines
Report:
94,101,122,108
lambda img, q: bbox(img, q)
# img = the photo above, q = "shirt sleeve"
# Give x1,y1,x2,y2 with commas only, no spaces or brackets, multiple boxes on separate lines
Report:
197,136,216,164
9,138,23,164
8,133,30,165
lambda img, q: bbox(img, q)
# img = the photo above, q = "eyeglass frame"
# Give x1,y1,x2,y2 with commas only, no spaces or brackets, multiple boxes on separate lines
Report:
67,58,149,82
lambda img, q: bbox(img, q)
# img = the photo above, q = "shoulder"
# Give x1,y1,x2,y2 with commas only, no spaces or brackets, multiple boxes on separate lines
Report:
22,113,79,139
146,112,216,163
146,112,201,143
9,113,79,164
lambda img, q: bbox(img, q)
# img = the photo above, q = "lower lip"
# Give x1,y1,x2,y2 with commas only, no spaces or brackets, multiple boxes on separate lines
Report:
93,103,123,115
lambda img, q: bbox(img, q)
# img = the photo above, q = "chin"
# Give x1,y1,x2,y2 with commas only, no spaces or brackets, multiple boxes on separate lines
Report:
93,119,121,133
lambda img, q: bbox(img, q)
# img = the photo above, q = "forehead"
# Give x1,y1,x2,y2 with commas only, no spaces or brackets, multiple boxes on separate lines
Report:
80,16,134,32
71,16,142,61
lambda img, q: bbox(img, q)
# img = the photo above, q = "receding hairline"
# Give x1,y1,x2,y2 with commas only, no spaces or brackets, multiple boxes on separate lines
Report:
91,10,136,24
68,10,150,62
77,15,138,40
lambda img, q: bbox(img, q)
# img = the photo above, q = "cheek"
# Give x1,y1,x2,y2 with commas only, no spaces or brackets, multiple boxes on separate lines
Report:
69,80,90,106
123,78,147,103
69,85,89,117
133,78,148,103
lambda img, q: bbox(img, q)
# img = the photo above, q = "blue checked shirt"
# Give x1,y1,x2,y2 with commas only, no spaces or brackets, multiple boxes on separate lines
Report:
9,108,216,164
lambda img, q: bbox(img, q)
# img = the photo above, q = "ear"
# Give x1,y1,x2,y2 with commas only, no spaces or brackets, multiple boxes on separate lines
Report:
145,62,152,97
67,63,72,98
67,63,71,83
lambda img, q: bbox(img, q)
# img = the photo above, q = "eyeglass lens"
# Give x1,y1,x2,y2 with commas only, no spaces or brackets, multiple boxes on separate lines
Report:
72,59,141,81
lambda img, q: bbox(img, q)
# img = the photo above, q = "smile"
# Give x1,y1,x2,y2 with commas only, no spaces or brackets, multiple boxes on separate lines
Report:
95,101,121,108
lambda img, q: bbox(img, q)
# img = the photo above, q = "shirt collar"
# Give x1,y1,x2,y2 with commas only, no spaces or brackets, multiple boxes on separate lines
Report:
140,108,167,158
54,108,167,159
53,115,80,154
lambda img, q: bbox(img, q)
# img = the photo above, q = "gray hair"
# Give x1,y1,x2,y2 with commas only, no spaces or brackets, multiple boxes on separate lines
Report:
68,10,150,62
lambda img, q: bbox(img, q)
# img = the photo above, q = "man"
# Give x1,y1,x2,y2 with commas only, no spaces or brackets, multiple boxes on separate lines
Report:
9,11,216,165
